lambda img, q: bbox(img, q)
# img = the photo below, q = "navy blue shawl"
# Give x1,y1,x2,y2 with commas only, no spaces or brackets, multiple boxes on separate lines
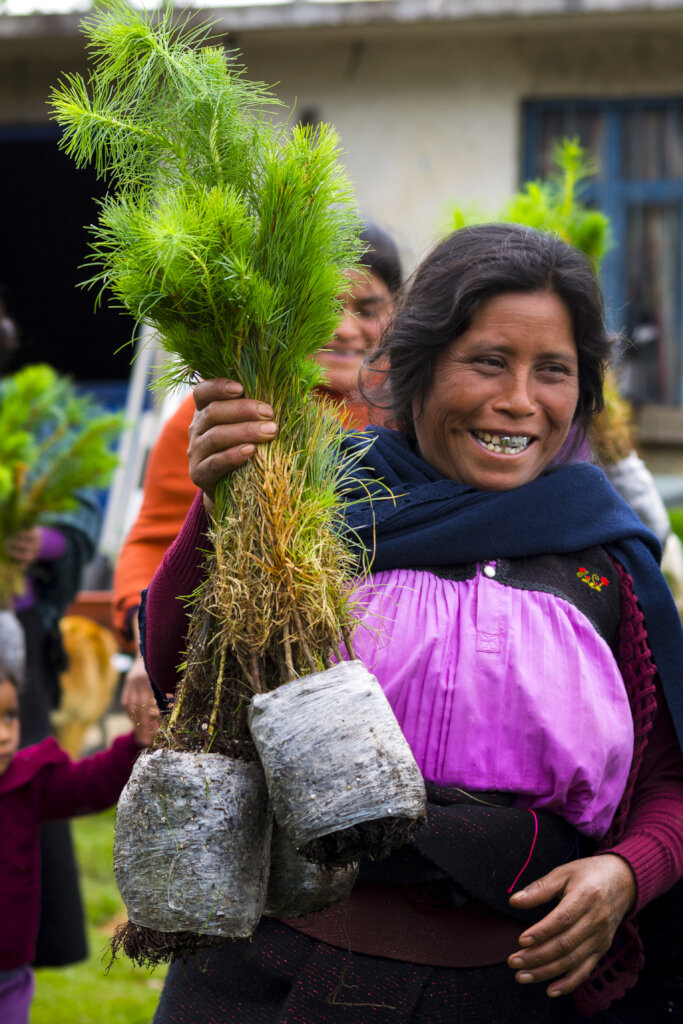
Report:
341,427,683,749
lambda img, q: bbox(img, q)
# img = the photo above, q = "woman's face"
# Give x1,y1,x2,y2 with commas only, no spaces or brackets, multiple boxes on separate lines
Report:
313,269,393,395
412,291,580,491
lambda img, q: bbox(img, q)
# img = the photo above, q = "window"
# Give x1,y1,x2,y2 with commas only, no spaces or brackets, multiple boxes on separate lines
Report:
523,99,683,408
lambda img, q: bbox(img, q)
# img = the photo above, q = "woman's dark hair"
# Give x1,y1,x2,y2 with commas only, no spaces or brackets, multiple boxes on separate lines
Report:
359,222,403,295
364,223,612,438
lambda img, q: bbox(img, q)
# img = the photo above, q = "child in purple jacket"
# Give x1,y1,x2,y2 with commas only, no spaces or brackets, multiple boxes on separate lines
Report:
0,655,147,1024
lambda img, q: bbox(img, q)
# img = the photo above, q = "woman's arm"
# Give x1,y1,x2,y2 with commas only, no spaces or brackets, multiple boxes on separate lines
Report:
603,696,683,911
141,489,209,700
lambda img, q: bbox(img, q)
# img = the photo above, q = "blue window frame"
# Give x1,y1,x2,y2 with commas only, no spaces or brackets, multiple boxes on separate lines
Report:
523,99,683,406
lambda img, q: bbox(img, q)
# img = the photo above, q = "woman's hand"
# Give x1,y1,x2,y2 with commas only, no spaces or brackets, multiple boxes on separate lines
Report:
5,527,43,570
188,379,278,504
507,853,636,997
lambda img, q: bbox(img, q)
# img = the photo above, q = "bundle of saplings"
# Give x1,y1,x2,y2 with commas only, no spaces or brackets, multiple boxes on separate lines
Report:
50,1,425,964
0,363,121,607
0,363,121,687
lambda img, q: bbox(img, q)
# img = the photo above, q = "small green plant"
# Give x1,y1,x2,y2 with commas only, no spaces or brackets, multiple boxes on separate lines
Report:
0,364,121,604
450,137,611,270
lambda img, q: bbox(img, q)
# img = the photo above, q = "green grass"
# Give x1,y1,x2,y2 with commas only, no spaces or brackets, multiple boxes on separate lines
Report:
32,807,166,1024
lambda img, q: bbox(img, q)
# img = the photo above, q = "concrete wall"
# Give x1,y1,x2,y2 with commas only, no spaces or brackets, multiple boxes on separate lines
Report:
236,22,683,269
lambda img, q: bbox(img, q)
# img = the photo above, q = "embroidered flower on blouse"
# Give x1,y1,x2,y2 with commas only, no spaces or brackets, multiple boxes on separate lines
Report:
577,566,610,592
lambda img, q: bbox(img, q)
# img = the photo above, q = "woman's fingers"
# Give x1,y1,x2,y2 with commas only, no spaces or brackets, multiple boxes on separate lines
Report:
5,527,43,569
187,379,279,497
512,934,602,994
507,855,636,995
509,919,607,993
192,377,244,410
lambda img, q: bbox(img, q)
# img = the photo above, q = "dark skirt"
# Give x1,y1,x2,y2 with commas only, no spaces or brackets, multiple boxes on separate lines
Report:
153,918,575,1024
17,607,88,968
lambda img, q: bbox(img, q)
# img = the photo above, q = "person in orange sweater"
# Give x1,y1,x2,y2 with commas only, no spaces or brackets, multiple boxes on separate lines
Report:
113,222,402,736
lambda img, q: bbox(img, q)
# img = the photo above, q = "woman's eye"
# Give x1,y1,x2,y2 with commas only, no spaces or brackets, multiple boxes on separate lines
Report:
475,356,504,369
541,363,570,377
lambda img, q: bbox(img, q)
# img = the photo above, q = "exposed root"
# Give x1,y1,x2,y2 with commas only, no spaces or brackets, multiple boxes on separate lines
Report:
108,919,228,969
250,650,263,694
341,625,355,660
299,815,424,868
292,607,318,673
282,633,297,681
151,404,362,757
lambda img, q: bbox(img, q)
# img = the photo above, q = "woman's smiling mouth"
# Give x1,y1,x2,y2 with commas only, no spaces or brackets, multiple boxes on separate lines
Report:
319,344,365,361
471,429,532,455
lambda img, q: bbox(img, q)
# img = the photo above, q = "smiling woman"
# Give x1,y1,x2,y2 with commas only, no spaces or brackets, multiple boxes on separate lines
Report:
365,222,609,462
313,268,394,395
313,223,400,398
411,292,579,490
141,224,683,1024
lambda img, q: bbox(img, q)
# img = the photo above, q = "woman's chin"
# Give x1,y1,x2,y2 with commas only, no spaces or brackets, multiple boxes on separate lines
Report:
314,359,362,396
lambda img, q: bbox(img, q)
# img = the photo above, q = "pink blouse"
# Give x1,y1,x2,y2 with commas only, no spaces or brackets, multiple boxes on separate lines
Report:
349,565,634,839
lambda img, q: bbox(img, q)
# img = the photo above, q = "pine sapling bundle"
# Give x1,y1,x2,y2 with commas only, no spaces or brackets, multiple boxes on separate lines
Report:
0,364,121,606
50,1,365,750
51,1,425,960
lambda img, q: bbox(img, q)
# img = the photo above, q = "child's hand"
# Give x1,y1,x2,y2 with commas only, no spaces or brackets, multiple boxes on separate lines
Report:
123,655,160,747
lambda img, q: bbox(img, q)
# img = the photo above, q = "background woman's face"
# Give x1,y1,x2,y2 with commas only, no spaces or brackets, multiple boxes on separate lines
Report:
313,269,393,395
412,291,580,491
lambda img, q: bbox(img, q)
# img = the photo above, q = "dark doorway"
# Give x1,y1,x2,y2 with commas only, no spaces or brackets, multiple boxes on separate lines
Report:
0,126,134,404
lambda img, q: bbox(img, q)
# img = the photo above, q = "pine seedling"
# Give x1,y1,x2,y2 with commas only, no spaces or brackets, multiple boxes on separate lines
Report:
503,138,611,270
50,1,367,758
0,364,121,605
448,137,612,270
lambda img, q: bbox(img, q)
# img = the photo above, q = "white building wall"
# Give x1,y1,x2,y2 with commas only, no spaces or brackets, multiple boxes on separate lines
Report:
235,24,683,269
2,17,683,268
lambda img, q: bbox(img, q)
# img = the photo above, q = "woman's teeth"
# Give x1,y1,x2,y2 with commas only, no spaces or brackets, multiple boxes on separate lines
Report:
472,430,531,454
320,347,364,359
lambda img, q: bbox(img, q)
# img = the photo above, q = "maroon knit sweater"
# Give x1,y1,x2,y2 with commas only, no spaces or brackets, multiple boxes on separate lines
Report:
0,731,141,970
143,491,683,1016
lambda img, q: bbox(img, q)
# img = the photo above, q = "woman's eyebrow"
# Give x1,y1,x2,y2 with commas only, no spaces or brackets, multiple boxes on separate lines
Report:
465,340,577,362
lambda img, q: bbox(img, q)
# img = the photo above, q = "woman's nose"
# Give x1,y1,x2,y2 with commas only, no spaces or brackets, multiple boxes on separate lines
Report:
335,309,362,343
493,373,536,416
